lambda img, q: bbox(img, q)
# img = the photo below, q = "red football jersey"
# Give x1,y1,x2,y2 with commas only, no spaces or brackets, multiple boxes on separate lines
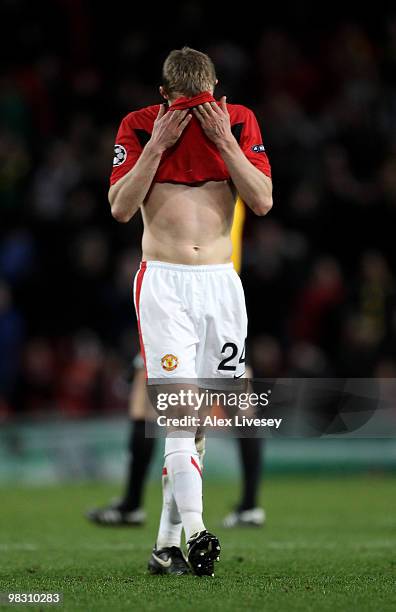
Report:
110,92,271,186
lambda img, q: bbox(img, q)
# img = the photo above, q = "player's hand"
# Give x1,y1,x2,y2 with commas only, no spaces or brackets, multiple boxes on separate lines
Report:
149,105,192,153
193,96,234,147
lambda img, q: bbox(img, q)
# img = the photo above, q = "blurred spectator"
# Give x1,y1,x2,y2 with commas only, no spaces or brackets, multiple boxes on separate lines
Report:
56,331,105,417
0,282,24,411
18,337,55,414
33,141,81,219
337,251,396,375
289,256,345,349
250,335,284,378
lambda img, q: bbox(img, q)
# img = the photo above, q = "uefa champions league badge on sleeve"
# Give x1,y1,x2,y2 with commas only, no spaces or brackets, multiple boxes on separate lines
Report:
113,144,127,166
251,144,265,153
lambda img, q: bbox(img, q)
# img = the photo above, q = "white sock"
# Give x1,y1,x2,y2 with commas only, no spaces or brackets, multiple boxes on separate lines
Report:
156,466,182,549
164,432,206,542
195,434,206,469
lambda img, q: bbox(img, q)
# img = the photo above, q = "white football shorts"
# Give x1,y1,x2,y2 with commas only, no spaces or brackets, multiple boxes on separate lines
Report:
133,261,248,383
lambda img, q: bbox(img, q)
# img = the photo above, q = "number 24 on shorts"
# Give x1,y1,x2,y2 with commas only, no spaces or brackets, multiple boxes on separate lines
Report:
218,341,246,372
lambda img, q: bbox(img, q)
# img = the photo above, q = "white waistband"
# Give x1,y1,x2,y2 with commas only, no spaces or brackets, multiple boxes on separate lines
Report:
141,260,234,273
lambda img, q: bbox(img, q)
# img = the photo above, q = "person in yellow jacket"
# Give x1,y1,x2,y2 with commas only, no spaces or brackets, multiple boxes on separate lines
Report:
230,196,245,274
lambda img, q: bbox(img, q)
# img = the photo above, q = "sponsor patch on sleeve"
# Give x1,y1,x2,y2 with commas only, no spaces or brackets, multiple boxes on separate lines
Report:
251,144,266,153
113,144,127,166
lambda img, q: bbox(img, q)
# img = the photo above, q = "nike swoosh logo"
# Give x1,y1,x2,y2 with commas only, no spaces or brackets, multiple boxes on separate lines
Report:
152,553,172,567
234,371,246,379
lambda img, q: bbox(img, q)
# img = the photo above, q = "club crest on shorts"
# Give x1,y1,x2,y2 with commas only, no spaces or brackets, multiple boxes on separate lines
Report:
161,354,179,371
113,144,127,166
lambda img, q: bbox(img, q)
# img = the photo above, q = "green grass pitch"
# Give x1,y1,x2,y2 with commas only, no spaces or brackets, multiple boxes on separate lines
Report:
0,475,395,611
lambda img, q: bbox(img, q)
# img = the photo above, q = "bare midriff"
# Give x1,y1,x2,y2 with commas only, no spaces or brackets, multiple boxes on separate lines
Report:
141,180,236,265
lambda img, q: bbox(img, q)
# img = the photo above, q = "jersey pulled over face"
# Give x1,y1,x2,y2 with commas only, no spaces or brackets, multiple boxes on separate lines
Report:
110,92,271,186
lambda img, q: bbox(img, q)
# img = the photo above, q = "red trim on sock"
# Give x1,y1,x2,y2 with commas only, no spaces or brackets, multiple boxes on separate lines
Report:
191,456,202,478
162,467,167,476
135,261,148,379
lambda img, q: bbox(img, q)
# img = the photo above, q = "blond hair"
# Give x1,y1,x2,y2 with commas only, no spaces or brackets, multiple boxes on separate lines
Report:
162,47,217,97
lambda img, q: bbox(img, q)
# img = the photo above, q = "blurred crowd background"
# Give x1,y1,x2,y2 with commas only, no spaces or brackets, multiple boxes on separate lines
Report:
1,1,396,419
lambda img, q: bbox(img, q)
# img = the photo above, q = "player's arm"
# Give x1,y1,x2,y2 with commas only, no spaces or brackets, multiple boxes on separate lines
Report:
109,107,192,223
193,98,272,216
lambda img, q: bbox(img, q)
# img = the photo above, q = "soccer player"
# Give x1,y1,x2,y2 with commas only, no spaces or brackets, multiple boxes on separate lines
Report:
86,199,265,529
108,48,272,576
